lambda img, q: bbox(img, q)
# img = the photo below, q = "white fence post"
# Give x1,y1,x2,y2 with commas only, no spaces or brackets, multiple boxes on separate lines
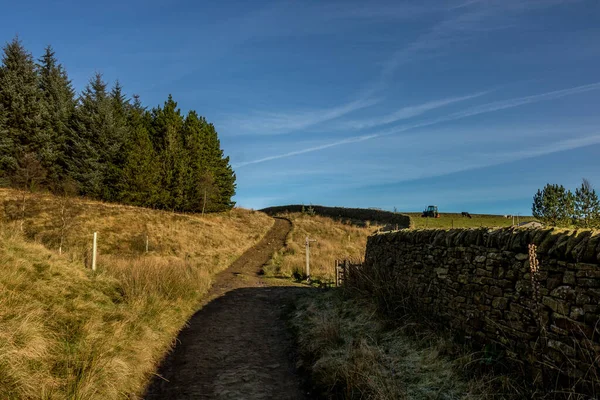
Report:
305,236,317,282
92,232,97,271
145,234,149,253
305,236,309,280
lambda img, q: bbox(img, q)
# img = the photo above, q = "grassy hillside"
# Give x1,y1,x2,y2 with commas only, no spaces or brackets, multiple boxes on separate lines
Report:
0,188,273,399
406,212,537,229
263,213,374,283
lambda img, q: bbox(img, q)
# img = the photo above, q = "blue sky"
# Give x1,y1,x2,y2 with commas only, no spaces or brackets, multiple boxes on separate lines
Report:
2,0,599,214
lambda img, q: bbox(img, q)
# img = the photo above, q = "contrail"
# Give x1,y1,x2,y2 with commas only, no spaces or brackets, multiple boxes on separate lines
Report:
234,133,380,167
448,82,600,119
342,91,489,130
234,82,600,168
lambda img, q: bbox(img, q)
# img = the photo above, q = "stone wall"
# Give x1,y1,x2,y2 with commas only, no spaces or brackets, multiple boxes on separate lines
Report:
363,228,600,391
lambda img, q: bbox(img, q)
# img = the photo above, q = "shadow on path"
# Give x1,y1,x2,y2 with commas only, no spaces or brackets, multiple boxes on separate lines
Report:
145,218,314,399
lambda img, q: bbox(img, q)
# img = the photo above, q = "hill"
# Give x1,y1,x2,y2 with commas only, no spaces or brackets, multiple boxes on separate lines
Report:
406,212,537,229
261,204,410,228
0,188,272,399
263,212,375,284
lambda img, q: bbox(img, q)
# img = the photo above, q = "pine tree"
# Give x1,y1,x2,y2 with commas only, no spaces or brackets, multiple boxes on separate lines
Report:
202,122,236,212
69,73,112,197
182,111,209,212
101,80,130,201
150,95,186,210
37,45,76,185
574,178,600,228
118,95,159,206
532,184,574,227
0,37,44,182
0,102,11,185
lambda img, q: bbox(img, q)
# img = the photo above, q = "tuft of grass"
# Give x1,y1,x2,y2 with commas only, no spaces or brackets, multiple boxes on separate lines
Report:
0,188,273,399
263,213,374,283
291,290,503,400
100,255,212,302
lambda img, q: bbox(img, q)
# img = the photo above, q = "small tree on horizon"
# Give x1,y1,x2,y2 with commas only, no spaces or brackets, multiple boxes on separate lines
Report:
532,183,574,227
574,178,600,228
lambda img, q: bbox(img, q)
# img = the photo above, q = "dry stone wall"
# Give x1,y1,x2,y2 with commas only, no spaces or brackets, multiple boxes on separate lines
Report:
364,228,600,391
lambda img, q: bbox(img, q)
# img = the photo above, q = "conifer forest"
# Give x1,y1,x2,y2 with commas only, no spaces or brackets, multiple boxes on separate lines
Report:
0,37,236,212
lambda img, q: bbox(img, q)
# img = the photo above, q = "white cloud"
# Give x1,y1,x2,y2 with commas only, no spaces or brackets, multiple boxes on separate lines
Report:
235,82,600,167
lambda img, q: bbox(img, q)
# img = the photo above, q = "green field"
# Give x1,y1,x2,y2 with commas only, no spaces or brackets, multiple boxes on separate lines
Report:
405,213,537,229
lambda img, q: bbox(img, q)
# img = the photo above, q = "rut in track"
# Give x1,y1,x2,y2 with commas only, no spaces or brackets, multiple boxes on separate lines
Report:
145,218,313,400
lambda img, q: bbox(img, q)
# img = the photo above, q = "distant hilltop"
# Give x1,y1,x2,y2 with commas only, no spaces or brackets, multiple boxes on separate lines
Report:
260,205,410,228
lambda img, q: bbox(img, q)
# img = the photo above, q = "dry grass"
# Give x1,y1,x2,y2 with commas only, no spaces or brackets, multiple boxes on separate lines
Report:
291,290,509,400
263,213,374,283
0,188,272,267
0,188,273,399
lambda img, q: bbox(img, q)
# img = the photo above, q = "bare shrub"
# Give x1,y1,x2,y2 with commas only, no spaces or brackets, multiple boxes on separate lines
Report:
49,180,81,254
9,153,47,232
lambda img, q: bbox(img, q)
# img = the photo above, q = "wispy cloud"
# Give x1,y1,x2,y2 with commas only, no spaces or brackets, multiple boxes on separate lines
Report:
323,2,446,21
491,134,600,161
234,133,380,167
379,0,577,80
411,133,600,183
385,133,600,186
448,82,600,118
340,91,488,130
224,97,379,136
235,82,600,167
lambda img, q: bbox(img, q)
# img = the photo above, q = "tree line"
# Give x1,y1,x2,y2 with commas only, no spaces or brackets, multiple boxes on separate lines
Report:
0,37,236,213
532,179,600,228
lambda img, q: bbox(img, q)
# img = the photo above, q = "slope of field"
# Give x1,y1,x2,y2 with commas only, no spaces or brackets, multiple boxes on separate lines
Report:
407,212,537,229
263,213,374,283
0,188,273,399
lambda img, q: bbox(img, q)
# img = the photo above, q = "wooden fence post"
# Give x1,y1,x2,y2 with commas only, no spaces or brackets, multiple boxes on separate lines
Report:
305,236,317,282
305,236,310,280
91,232,97,271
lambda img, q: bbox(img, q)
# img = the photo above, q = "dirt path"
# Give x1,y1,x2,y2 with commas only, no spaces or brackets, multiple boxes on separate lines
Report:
145,218,312,399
